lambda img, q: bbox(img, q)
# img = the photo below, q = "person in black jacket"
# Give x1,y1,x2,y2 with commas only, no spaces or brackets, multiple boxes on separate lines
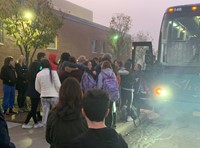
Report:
0,56,17,115
72,89,128,148
22,52,46,128
46,77,87,148
0,107,15,148
15,55,28,113
119,59,136,122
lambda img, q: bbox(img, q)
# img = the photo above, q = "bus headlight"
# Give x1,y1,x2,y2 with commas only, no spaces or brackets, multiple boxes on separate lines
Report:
154,87,167,96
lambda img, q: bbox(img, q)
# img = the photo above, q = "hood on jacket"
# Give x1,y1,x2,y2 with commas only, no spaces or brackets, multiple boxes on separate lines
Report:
48,53,57,63
101,68,114,77
50,107,81,121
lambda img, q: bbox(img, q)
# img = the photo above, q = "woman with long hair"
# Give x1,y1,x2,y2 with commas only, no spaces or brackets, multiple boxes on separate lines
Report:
46,77,87,147
0,56,17,115
80,60,97,94
35,59,61,126
97,61,119,128
15,55,28,113
57,52,70,74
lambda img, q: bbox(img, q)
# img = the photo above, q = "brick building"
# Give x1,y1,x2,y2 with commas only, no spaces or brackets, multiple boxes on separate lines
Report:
0,1,111,96
52,0,93,22
55,13,110,59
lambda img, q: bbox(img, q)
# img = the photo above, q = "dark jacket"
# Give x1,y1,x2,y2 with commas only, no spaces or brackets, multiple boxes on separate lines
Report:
120,69,135,89
46,107,88,148
0,109,15,148
15,63,28,91
0,65,17,86
26,61,40,98
72,127,128,148
59,66,83,83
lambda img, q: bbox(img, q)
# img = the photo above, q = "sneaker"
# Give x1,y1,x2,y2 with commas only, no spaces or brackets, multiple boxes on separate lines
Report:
127,116,134,122
34,123,43,128
22,124,32,129
9,109,17,114
3,110,10,115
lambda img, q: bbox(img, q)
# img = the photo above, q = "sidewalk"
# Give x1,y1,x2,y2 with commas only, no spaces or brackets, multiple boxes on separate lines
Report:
116,111,147,136
8,111,148,148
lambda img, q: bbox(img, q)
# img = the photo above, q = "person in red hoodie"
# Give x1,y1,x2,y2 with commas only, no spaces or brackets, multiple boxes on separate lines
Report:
48,53,57,70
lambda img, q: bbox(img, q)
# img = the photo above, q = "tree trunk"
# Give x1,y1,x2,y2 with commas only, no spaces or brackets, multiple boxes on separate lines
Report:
25,48,30,66
18,45,24,55
30,48,37,64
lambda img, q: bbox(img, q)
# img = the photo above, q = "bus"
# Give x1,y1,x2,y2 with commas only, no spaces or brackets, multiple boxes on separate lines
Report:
132,3,200,117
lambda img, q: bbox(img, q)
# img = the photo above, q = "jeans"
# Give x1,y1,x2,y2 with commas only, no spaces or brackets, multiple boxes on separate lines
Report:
41,97,58,125
2,84,15,110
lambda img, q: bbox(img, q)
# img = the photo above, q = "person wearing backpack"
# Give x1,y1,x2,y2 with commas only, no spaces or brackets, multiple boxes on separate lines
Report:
97,61,120,127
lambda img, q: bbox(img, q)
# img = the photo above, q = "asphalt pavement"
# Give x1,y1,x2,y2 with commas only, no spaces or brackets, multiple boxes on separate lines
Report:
7,110,149,148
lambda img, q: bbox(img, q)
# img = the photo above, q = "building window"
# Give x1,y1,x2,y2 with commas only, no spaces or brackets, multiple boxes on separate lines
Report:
47,36,57,50
100,41,105,53
91,40,97,53
0,21,4,45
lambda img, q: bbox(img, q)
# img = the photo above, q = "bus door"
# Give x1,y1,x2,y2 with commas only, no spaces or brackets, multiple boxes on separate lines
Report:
132,41,154,70
131,42,154,110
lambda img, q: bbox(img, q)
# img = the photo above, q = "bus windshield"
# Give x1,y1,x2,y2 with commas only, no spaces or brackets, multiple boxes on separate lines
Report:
160,10,200,66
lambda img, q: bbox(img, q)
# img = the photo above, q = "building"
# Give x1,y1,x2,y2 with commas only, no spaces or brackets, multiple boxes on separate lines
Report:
55,13,109,58
0,0,111,96
52,0,93,21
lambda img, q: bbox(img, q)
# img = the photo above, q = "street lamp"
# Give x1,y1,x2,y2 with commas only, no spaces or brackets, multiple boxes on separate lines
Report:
24,11,33,20
112,34,119,41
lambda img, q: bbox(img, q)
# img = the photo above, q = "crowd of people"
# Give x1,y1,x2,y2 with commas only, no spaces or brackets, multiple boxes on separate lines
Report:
0,51,149,148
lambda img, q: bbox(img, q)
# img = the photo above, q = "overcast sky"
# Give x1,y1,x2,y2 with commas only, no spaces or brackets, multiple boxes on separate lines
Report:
67,0,199,48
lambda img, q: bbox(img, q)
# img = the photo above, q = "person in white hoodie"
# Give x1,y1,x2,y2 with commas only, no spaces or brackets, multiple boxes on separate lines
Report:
35,59,61,126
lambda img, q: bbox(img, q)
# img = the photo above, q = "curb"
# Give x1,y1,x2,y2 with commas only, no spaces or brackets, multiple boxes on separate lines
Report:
116,112,148,137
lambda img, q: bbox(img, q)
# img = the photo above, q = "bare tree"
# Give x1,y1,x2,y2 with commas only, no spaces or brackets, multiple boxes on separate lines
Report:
108,13,132,59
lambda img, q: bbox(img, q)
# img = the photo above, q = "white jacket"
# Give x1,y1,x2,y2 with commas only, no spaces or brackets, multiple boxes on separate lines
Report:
35,68,61,98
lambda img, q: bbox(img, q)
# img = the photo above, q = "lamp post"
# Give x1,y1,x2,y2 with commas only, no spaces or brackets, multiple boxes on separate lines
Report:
112,34,119,42
24,11,33,20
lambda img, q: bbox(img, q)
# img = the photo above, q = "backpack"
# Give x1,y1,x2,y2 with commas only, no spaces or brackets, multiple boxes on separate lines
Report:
102,71,120,102
81,71,97,93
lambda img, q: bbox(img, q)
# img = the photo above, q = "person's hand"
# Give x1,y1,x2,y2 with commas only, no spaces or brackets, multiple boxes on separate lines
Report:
93,71,97,75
